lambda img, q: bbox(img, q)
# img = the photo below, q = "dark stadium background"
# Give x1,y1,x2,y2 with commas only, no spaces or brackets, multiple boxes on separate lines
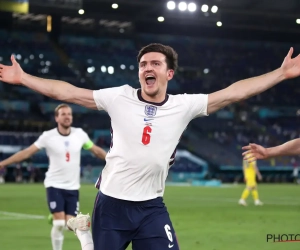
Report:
0,1,299,249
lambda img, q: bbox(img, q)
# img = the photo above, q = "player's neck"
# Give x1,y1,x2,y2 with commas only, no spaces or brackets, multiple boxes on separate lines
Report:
140,90,167,104
57,126,71,136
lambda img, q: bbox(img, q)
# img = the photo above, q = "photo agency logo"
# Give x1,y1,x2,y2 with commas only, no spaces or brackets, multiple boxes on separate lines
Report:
267,234,300,243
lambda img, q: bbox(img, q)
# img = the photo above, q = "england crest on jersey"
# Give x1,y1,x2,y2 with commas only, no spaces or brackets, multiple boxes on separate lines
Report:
64,141,69,148
144,105,157,117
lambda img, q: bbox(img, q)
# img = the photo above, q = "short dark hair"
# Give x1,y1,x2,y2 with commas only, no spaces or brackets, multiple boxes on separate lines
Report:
55,103,71,117
137,43,178,72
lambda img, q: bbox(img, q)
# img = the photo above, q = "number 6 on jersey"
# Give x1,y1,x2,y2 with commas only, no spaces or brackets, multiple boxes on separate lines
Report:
142,126,152,145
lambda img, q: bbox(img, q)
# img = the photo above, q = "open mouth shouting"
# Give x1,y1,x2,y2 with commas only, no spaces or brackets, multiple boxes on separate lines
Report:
145,75,156,87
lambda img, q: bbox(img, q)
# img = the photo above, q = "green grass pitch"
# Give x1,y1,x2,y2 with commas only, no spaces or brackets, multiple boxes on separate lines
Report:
0,183,299,250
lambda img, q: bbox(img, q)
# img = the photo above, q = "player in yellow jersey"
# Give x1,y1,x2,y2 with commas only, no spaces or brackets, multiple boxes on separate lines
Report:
238,153,263,206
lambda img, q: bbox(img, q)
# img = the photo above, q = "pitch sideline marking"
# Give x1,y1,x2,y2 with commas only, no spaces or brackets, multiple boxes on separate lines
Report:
0,211,46,220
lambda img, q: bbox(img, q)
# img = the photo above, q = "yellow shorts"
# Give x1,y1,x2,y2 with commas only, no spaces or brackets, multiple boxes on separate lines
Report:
246,177,256,187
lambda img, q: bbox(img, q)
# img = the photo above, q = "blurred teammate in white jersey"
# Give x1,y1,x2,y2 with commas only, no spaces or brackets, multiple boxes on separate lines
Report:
0,104,106,250
1,44,300,250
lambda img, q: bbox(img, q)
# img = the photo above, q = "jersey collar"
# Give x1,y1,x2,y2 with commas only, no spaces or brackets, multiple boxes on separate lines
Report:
56,127,71,136
137,89,169,106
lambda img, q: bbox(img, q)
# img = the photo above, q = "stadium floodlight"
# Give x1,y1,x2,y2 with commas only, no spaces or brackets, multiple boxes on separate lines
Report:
87,66,95,73
120,64,126,70
78,9,84,15
130,65,135,70
178,2,187,11
203,68,209,74
108,66,114,74
112,3,118,9
167,1,176,10
101,66,107,73
217,21,222,27
296,19,300,24
201,4,208,12
42,68,49,74
188,3,197,12
157,16,165,22
211,5,218,13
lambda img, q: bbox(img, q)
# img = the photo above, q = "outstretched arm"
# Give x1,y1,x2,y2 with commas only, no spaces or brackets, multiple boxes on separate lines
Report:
207,48,300,114
0,55,96,109
243,139,300,161
88,145,107,160
268,139,300,156
0,144,40,169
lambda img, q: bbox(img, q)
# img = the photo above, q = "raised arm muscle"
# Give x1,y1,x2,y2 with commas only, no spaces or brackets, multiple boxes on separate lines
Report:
21,73,97,109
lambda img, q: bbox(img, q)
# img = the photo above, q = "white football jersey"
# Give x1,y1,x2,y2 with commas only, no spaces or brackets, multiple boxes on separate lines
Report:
34,127,91,190
93,85,208,201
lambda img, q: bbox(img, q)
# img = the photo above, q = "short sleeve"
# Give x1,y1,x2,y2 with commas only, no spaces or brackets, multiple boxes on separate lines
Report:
93,86,124,112
184,94,208,119
34,132,47,149
80,129,93,150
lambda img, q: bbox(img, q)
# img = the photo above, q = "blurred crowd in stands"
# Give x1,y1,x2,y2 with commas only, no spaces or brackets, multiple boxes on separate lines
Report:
0,28,300,174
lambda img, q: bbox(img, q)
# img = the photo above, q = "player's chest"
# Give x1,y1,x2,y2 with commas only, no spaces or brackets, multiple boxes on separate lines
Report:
118,101,184,124
45,136,83,153
112,102,187,141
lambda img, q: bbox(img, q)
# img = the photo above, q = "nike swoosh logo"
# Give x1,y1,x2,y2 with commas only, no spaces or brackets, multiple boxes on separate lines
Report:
144,118,154,121
168,244,174,248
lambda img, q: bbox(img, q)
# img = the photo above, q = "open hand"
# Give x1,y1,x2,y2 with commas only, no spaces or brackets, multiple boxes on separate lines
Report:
281,47,300,79
0,55,24,85
242,143,268,161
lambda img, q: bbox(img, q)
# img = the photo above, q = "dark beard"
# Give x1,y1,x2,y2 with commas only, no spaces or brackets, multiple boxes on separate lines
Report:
145,89,159,97
61,124,71,129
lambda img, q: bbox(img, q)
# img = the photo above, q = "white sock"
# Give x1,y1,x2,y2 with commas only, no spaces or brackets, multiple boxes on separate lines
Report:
51,220,65,250
76,229,94,250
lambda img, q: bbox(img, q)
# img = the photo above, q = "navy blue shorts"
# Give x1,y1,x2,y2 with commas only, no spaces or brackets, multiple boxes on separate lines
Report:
46,187,79,216
92,192,180,250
